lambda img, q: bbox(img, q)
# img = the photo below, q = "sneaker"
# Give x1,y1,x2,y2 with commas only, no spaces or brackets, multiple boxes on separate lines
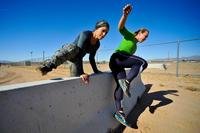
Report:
149,105,156,113
114,111,128,126
36,65,52,76
118,79,131,97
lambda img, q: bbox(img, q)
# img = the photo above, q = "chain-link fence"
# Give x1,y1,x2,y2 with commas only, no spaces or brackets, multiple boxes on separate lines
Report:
1,38,200,77
95,38,200,77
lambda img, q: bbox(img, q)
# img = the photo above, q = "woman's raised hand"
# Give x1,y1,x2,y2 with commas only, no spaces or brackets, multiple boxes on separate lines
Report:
123,4,132,16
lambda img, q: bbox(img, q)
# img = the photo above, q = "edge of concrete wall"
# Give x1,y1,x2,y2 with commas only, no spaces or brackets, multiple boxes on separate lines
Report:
0,72,146,133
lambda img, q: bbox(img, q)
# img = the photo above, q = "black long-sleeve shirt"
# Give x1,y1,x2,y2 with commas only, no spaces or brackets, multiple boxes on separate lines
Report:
73,30,100,74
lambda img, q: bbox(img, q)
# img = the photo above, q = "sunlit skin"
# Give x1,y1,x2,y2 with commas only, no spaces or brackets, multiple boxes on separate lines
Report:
135,31,149,43
91,26,109,44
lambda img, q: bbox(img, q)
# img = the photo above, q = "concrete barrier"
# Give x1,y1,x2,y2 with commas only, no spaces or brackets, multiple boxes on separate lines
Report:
148,63,167,70
0,72,146,133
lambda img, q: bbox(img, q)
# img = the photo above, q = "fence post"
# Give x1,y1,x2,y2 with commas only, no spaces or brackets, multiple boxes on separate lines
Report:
176,40,180,77
43,51,45,62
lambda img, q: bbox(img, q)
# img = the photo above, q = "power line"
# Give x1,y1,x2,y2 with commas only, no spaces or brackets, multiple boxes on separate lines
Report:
99,38,200,51
140,38,200,47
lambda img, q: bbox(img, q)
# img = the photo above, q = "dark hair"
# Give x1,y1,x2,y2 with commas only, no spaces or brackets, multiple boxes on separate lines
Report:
95,20,110,30
134,28,149,35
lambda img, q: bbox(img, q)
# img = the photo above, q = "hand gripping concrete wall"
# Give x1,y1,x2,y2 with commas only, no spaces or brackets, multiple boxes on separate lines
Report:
0,72,146,133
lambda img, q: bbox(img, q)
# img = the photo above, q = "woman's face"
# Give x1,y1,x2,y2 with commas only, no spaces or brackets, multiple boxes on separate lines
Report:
95,26,109,40
137,31,149,42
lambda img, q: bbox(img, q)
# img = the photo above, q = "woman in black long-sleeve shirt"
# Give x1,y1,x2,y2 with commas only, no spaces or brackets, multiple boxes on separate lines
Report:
38,20,109,83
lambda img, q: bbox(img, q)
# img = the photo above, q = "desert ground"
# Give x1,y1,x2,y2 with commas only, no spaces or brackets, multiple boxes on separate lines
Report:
0,62,200,133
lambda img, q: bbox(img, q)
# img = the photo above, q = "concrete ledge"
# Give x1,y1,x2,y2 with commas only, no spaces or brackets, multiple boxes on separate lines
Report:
0,72,146,133
148,63,167,70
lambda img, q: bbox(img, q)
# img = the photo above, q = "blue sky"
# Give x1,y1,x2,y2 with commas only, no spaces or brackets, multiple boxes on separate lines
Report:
0,0,200,61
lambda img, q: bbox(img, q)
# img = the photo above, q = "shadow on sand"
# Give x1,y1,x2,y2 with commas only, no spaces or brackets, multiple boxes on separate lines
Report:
110,84,179,133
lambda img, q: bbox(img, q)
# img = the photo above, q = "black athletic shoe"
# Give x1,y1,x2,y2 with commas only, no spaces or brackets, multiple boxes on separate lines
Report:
37,65,52,76
118,79,131,97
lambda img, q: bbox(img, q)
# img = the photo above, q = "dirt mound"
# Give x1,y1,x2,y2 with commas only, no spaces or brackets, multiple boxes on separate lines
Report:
0,71,20,84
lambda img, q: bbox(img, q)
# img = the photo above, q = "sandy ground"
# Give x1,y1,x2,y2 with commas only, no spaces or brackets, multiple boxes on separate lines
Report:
0,62,200,133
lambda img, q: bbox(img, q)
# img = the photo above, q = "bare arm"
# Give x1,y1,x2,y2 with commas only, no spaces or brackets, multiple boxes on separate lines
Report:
118,4,132,30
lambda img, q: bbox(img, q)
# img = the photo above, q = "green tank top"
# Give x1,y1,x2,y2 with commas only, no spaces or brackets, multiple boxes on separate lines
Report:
116,27,138,55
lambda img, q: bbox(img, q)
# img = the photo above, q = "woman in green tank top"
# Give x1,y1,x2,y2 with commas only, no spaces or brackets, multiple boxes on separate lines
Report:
109,4,149,126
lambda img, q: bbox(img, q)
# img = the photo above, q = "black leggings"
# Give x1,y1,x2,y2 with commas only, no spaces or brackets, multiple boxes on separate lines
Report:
109,52,148,111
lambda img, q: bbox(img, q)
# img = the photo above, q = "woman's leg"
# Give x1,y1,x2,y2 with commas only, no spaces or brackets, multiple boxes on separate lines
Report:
109,52,127,79
109,53,133,97
110,53,148,97
126,55,148,82
109,53,126,112
51,44,79,67
114,53,148,83
38,44,79,75
114,86,124,111
68,59,84,76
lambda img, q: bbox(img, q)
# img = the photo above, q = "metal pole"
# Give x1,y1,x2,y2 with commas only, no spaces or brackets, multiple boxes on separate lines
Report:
43,51,45,62
30,51,33,62
168,51,170,61
176,40,180,77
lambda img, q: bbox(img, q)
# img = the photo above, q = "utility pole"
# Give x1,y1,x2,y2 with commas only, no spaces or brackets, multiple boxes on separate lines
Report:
30,51,33,62
43,51,45,62
176,40,180,77
168,51,170,61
